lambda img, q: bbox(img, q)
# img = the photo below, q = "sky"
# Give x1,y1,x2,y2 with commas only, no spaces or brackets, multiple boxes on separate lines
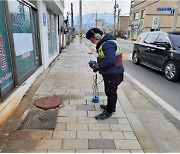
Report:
64,0,132,16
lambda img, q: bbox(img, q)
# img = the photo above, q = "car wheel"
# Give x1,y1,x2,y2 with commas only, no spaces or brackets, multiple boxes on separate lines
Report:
164,61,179,81
132,52,139,64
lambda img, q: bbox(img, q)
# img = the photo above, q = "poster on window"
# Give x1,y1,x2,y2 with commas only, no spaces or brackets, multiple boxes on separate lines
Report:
0,1,14,90
13,33,33,56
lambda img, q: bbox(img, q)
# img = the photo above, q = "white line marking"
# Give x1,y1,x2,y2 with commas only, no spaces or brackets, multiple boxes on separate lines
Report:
125,72,180,121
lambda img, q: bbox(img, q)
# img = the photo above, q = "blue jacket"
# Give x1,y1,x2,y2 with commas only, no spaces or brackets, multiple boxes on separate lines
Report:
96,34,124,75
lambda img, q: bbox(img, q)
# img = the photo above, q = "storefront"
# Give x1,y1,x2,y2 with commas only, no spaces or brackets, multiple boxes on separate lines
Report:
0,0,40,100
0,0,64,125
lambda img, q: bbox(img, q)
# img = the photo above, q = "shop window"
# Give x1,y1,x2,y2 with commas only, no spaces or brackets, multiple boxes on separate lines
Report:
8,1,39,80
134,12,139,20
141,10,145,19
47,10,57,56
0,1,14,98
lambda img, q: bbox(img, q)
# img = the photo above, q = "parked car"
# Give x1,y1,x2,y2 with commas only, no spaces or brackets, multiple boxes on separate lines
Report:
132,31,180,81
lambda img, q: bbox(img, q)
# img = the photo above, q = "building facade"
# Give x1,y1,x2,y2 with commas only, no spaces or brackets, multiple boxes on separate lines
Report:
0,0,64,125
117,16,129,38
129,0,180,40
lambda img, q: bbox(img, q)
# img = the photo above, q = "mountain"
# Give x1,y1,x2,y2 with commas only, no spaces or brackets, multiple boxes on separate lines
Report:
72,13,114,31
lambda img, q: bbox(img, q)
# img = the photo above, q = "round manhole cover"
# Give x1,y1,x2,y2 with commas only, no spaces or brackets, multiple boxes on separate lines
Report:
35,96,61,110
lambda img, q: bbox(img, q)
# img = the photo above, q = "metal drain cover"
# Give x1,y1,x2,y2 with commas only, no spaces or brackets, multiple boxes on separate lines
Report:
35,96,61,110
20,110,57,130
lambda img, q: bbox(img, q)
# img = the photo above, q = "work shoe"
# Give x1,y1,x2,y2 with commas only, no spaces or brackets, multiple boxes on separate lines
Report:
95,110,112,120
100,104,116,112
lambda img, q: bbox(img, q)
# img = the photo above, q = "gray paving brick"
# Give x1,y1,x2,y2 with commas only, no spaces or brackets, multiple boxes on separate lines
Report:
77,131,101,139
35,139,62,150
130,149,144,153
87,111,100,117
101,131,125,139
123,132,137,140
110,124,133,132
60,104,76,111
112,111,126,118
103,149,130,153
70,99,86,105
89,139,115,149
52,131,76,139
62,139,88,149
85,92,93,96
78,117,98,124
98,117,119,124
76,149,103,153
117,118,130,125
55,123,66,130
88,124,110,131
77,104,96,111
114,140,142,150
69,110,87,117
58,110,69,117
57,117,77,123
66,123,88,130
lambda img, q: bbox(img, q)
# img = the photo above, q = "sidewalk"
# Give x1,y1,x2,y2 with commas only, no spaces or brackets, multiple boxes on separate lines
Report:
0,38,157,153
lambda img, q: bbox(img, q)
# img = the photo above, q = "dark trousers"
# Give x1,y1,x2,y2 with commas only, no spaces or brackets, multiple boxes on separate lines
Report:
102,73,124,114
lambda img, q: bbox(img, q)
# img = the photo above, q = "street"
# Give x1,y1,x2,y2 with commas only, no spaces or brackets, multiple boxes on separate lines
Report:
83,38,180,131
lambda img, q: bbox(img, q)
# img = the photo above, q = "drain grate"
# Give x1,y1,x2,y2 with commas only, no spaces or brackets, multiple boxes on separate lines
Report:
20,110,57,130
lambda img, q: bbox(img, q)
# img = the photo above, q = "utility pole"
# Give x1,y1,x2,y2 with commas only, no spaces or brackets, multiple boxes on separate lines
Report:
117,8,121,36
114,0,119,35
172,0,180,31
79,0,82,43
71,3,74,42
96,11,97,28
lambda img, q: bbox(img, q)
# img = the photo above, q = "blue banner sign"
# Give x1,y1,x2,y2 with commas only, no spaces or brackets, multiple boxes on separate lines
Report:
157,7,172,11
131,22,139,29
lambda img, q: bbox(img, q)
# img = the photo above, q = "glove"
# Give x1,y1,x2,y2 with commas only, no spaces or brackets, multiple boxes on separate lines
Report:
89,60,96,69
93,63,99,72
93,67,99,73
89,60,99,72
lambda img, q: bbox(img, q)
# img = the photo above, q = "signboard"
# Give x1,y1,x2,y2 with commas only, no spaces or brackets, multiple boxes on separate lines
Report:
43,13,46,26
152,16,160,29
131,22,139,29
157,7,172,12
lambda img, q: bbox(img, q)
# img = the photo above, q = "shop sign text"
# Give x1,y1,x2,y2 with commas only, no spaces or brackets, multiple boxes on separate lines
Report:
0,35,7,70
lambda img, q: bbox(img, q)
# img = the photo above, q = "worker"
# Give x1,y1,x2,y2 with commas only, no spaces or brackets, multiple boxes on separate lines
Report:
86,28,124,120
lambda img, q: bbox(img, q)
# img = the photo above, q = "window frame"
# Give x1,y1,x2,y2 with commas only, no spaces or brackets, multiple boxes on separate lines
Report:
140,9,145,19
134,12,139,20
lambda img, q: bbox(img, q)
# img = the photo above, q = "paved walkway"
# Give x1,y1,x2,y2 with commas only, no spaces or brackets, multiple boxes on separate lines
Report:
0,38,157,153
